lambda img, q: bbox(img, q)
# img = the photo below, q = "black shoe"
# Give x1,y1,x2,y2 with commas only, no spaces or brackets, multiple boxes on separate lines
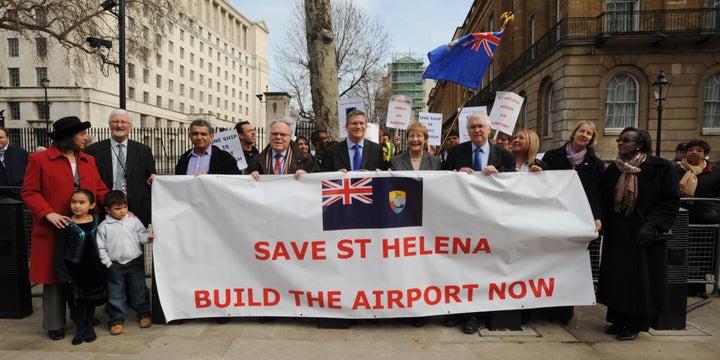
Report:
72,328,85,345
216,317,230,324
48,329,65,341
604,323,624,335
410,317,426,328
443,315,459,327
463,317,480,334
84,326,97,342
617,328,639,341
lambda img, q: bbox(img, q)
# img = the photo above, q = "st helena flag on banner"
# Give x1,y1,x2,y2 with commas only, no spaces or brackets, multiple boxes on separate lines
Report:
321,176,423,231
422,31,503,90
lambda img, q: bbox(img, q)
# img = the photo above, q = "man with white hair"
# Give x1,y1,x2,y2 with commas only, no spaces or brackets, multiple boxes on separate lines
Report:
247,120,318,180
85,109,156,226
442,113,515,175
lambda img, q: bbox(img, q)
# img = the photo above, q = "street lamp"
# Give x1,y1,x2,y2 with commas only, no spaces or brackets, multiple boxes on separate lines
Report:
41,77,50,143
651,69,670,157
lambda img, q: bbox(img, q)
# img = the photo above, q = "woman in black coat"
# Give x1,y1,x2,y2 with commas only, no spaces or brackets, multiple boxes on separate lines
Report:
597,127,679,341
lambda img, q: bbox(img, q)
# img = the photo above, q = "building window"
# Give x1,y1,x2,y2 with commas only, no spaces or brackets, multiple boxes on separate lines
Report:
208,94,213,105
143,68,149,83
179,102,185,112
179,65,185,77
36,68,48,86
190,105,195,113
190,70,195,81
199,74,204,85
190,35,194,46
156,34,162,47
168,60,174,73
180,29,185,41
190,52,195,64
607,0,639,32
208,78,212,89
544,85,554,137
156,95,162,107
180,47,185,59
168,79,174,92
199,91,204,102
179,83,185,96
127,63,135,78
8,38,19,57
9,102,20,120
143,91,149,103
36,102,50,121
168,99,174,110
8,68,20,87
156,54,162,67
156,74,162,88
703,73,720,128
168,40,174,53
190,87,195,99
128,87,135,99
140,114,146,128
35,7,47,26
127,17,135,31
605,73,638,129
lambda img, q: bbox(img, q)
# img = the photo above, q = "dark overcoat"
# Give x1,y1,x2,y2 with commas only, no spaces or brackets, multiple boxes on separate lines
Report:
597,155,679,317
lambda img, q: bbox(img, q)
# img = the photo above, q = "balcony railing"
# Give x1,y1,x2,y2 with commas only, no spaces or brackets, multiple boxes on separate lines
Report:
468,7,719,106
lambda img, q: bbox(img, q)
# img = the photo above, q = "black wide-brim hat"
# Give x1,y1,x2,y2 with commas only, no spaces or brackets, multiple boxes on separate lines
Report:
49,116,91,140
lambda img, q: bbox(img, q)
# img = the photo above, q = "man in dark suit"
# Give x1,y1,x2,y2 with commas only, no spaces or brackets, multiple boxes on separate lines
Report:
322,109,386,172
0,126,28,200
175,119,241,176
443,113,515,175
85,109,156,226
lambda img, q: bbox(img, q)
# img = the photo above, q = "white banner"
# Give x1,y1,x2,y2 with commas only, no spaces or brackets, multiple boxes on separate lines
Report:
153,171,597,321
489,91,525,135
418,112,443,146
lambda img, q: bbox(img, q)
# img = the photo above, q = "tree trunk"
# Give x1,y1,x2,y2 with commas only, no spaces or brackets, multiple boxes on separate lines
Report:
305,0,340,139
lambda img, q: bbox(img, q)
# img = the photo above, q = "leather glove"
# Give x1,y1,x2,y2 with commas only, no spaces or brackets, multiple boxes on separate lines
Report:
635,224,656,247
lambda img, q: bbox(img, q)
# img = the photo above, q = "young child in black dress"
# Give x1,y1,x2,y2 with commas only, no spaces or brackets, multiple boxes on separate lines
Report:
53,189,106,345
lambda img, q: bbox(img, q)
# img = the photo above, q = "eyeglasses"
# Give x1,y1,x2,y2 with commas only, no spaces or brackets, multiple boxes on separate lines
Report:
110,120,131,125
616,137,636,143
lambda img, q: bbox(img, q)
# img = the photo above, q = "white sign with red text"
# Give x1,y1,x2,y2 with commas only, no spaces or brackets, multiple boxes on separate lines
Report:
418,112,443,146
385,95,413,130
458,106,487,142
152,171,597,321
489,91,525,136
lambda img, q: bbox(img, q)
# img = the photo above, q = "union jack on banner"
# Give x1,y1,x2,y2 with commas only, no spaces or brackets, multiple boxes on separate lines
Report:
321,178,373,207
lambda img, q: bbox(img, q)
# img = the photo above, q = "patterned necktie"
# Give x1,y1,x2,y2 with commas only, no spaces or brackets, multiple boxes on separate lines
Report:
352,144,362,171
0,149,5,167
274,153,282,174
115,144,126,192
473,147,483,171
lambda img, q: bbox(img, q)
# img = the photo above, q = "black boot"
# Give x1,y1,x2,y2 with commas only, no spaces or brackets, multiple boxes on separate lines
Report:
72,323,85,345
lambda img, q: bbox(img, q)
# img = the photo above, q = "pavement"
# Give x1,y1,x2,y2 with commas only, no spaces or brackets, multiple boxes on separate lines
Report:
0,285,718,359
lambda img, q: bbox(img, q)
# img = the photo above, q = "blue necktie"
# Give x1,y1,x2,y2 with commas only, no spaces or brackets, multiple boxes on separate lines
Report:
352,144,362,171
473,147,483,171
115,144,126,192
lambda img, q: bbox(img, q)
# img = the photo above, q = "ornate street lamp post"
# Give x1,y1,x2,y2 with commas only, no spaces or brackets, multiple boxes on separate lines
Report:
651,69,670,157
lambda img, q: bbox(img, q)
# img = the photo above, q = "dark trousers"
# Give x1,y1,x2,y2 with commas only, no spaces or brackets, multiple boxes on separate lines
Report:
107,257,150,325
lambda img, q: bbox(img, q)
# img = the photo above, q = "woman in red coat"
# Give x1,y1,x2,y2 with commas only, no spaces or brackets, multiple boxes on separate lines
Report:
21,116,109,341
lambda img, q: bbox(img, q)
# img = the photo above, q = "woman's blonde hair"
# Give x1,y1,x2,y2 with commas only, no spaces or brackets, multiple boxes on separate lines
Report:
514,128,541,165
406,122,429,140
569,121,598,148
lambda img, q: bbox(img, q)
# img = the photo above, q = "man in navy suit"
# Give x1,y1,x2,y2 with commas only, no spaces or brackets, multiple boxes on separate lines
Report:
0,126,28,200
442,113,515,174
85,109,156,226
322,109,386,172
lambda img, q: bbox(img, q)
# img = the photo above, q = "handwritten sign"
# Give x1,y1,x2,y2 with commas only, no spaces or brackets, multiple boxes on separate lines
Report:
385,95,413,130
489,91,525,136
211,129,247,170
418,112,443,146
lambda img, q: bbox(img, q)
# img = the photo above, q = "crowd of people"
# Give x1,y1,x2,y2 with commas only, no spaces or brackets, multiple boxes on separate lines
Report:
0,107,716,344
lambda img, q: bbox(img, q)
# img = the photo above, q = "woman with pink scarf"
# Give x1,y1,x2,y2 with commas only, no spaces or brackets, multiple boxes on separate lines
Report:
597,127,679,341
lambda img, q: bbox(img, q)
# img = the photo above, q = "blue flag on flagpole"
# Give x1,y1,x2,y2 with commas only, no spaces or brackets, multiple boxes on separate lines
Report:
422,31,503,90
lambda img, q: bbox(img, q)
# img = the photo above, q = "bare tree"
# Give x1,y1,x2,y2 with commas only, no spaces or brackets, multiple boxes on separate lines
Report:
1,0,177,69
276,0,390,127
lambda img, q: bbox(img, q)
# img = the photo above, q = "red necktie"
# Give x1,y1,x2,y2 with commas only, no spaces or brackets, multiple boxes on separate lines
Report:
274,154,282,174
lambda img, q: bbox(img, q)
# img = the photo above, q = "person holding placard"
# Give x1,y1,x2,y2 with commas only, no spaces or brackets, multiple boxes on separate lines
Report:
390,122,441,171
234,121,259,166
